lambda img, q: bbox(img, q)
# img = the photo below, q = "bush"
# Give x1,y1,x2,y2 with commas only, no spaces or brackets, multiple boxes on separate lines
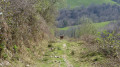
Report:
80,34,97,44
13,45,18,53
96,31,120,58
0,43,4,57
3,53,8,59
75,17,97,38
0,0,59,60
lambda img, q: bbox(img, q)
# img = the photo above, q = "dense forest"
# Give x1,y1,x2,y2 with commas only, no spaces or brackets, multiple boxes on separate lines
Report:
57,4,120,28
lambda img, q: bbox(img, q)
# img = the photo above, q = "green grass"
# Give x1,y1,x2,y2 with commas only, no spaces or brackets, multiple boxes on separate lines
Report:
61,0,118,8
38,39,95,67
58,26,70,30
58,21,110,31
93,21,110,28
28,39,109,67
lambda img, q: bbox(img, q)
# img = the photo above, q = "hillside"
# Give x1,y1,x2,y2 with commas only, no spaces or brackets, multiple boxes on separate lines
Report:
62,0,118,8
57,3,120,28
0,0,57,67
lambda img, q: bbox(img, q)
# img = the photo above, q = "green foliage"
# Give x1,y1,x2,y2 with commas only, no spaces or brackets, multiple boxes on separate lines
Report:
42,57,49,61
35,0,50,13
0,43,4,50
11,54,19,61
0,43,4,57
76,18,97,37
96,30,120,57
48,44,53,48
27,48,30,52
13,45,18,53
3,53,8,59
35,0,59,24
71,50,75,55
97,31,120,47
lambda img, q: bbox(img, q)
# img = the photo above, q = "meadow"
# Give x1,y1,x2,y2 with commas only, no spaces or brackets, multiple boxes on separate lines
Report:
62,0,117,8
58,21,110,31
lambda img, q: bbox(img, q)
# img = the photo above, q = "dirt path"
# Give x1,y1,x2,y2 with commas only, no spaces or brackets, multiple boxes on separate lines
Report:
62,43,73,67
63,55,73,67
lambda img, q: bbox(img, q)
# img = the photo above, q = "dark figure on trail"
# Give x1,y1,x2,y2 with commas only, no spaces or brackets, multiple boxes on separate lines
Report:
60,35,64,40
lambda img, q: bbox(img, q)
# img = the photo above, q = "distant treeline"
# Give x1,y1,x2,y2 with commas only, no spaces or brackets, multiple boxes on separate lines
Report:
55,18,97,38
57,4,120,28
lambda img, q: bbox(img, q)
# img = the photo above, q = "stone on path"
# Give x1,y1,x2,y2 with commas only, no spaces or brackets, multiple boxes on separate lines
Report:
63,44,66,48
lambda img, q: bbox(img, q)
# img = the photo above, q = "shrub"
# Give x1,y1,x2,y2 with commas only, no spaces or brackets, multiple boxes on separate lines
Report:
13,45,18,53
0,43,4,57
75,17,97,38
0,0,58,58
71,50,75,55
3,53,8,59
80,34,97,44
96,31,120,58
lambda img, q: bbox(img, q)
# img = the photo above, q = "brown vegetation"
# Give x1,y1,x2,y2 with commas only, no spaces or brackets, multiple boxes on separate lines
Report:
0,0,59,64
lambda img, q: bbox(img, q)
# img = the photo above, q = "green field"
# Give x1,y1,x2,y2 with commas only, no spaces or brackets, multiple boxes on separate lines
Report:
61,0,118,8
93,21,110,28
58,25,79,31
58,21,110,31
58,26,70,30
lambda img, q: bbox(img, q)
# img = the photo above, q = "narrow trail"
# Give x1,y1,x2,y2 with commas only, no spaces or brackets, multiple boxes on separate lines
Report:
63,55,73,67
33,40,94,67
62,43,73,67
